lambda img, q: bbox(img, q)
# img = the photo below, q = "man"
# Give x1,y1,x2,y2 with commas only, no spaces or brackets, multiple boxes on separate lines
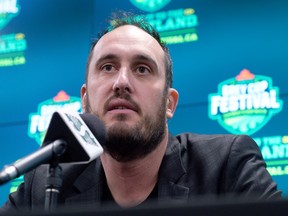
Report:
0,13,281,213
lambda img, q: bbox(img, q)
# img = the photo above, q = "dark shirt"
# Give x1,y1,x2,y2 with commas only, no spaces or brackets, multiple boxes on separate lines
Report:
102,178,159,207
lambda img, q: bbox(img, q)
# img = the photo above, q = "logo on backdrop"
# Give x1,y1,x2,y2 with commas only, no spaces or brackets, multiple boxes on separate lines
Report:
0,0,26,67
129,0,199,45
0,0,20,30
28,91,82,145
130,0,171,13
208,69,283,135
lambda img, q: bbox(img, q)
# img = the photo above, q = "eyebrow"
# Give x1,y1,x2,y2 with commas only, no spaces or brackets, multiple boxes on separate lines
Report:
95,53,159,70
132,54,158,70
95,54,119,66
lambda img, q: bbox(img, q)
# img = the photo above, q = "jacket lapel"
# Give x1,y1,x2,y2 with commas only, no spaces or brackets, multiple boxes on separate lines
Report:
65,159,104,206
158,134,189,203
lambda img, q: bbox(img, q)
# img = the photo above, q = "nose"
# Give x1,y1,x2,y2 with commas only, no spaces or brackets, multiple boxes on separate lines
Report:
112,68,132,93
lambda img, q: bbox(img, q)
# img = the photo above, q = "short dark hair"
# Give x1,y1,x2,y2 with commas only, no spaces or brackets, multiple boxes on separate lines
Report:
85,12,173,90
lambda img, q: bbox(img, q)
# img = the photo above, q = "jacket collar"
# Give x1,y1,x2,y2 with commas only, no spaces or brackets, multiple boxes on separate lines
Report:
157,133,189,203
65,133,189,204
65,159,105,205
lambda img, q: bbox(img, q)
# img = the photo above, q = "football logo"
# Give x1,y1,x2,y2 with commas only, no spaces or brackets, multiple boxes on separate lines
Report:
130,0,171,12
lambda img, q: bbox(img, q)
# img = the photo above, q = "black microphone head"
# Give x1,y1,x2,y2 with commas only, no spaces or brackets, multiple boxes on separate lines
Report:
80,113,107,147
42,111,106,164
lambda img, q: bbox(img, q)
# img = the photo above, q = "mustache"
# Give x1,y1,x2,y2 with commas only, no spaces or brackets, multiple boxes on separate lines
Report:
104,91,141,113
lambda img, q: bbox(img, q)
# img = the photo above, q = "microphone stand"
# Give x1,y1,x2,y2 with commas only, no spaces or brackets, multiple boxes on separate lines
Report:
44,139,67,212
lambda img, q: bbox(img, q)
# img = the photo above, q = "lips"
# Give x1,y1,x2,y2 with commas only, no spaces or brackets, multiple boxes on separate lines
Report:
107,99,138,112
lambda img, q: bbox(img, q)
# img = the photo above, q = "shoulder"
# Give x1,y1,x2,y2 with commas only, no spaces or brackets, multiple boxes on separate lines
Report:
164,133,281,198
167,132,262,172
170,132,258,155
173,132,255,146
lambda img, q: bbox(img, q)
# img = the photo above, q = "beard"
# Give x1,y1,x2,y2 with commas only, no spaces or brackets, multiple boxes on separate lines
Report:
84,91,167,162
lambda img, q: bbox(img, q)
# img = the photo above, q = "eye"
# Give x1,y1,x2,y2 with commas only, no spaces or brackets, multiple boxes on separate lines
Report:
136,66,151,75
101,64,115,73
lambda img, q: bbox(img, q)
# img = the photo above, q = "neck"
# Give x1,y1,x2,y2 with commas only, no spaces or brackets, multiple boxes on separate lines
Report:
100,131,169,207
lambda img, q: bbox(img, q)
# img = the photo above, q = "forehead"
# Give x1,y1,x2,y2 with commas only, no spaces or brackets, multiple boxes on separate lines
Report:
92,25,165,64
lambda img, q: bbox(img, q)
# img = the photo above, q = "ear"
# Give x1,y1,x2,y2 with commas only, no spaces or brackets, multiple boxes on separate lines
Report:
81,84,87,112
166,88,179,119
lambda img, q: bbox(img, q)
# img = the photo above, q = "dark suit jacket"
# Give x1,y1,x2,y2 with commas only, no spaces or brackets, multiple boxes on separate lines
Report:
0,133,281,212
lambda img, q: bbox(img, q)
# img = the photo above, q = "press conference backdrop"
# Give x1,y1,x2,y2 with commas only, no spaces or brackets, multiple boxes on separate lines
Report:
0,0,287,206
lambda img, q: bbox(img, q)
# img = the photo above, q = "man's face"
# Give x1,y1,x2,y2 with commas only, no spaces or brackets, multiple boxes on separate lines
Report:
81,25,177,161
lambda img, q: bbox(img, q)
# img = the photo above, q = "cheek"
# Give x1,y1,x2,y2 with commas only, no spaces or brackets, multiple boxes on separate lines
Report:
89,74,114,93
142,90,165,113
86,84,109,111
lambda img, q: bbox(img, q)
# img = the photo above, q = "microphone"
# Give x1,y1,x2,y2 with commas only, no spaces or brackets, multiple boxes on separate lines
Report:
0,111,106,185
